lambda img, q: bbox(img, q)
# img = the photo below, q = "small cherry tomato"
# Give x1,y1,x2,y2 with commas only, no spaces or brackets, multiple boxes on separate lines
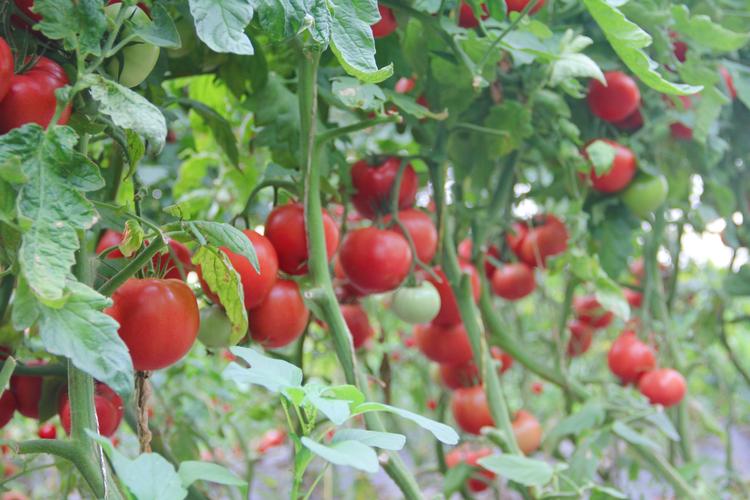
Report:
512,410,542,455
573,295,613,329
257,429,286,453
585,139,637,194
426,263,480,326
414,322,473,365
37,422,56,439
638,368,686,407
371,5,397,38
445,447,495,492
340,303,374,349
608,331,656,384
491,263,536,301
587,71,641,123
350,157,418,219
339,227,412,294
249,280,309,349
451,385,493,435
567,319,594,357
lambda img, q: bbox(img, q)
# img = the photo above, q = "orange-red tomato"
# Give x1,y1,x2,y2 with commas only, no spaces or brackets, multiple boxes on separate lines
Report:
249,280,309,349
451,385,493,435
587,71,641,123
415,322,473,365
512,410,542,455
445,447,495,492
491,263,536,300
340,303,374,349
426,263,480,326
608,331,656,384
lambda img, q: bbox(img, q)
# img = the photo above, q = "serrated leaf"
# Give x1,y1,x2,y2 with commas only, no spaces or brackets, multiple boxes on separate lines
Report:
477,454,554,487
672,5,750,52
352,401,459,445
300,437,379,473
189,0,254,55
255,0,332,44
178,461,246,489
332,77,386,110
185,222,258,271
332,429,405,451
223,346,303,392
550,31,604,87
84,74,167,152
34,0,106,56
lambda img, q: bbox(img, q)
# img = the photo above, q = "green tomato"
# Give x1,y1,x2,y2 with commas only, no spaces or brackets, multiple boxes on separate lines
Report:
105,3,160,87
621,174,669,218
391,282,441,324
197,305,234,348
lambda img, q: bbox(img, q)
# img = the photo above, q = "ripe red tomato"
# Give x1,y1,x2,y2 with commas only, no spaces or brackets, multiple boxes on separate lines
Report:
573,295,613,329
249,280,309,349
95,230,126,259
350,157,418,218
96,231,193,279
720,66,737,100
0,38,13,102
638,368,686,407
608,331,656,384
107,278,200,371
506,222,528,256
10,361,45,419
37,423,56,439
515,215,568,267
567,319,594,357
199,230,278,310
426,263,480,326
587,71,641,123
507,0,546,14
265,202,339,275
670,32,687,62
59,384,123,437
0,57,72,134
14,0,41,22
458,2,489,29
624,288,642,308
340,303,374,349
394,77,415,94
512,410,542,455
445,447,495,492
371,5,397,38
666,95,694,140
387,209,437,264
339,227,412,294
0,391,15,428
451,385,493,435
439,346,512,389
530,381,543,395
613,109,644,131
585,139,637,193
257,428,286,453
491,263,535,300
458,240,501,278
414,322,473,365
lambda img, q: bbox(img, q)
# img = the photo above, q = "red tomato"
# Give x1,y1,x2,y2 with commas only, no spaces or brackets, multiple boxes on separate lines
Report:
387,209,437,264
265,202,339,275
567,319,594,357
666,95,694,140
339,227,412,294
720,66,737,100
638,368,686,407
199,230,278,310
10,361,45,419
95,230,126,259
257,428,286,453
37,423,56,439
585,139,637,193
607,331,656,384
516,215,568,267
340,303,374,349
587,71,641,123
0,38,13,102
0,57,72,134
249,280,309,349
414,322,473,365
624,288,642,308
154,240,193,280
351,157,418,219
507,0,545,14
512,410,542,455
670,32,687,62
394,77,415,94
14,0,41,22
445,447,495,492
573,295,613,329
59,387,123,437
613,109,644,131
426,263,480,326
458,2,489,29
0,391,15,428
451,385,493,435
107,278,200,371
491,263,535,300
439,346,512,389
371,5,397,38
506,222,528,256
458,240,501,278
531,381,543,395
426,398,437,411
333,255,367,301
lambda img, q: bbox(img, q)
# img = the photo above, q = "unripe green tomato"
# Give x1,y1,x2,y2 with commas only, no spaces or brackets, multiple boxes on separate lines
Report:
167,15,197,59
105,3,160,87
391,282,441,324
621,174,669,218
197,305,233,348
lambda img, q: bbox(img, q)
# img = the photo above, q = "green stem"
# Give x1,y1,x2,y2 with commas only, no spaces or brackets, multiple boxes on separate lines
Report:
0,362,66,376
315,115,401,147
628,442,696,500
97,235,165,296
0,275,13,324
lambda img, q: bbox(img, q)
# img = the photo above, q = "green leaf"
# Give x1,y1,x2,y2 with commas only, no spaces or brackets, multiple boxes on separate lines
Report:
582,0,701,95
178,461,246,490
332,429,405,451
185,221,258,270
352,401,459,445
443,462,474,496
331,77,386,111
223,347,303,392
84,74,167,152
0,126,102,303
477,454,554,487
133,4,181,49
549,31,604,89
672,5,750,52
722,62,750,110
178,98,240,167
644,412,679,441
328,0,394,83
612,421,658,451
326,384,366,407
191,247,247,344
300,437,379,473
585,140,616,176
545,401,606,443
35,0,106,56
303,382,352,425
385,90,448,120
255,0,331,44
0,357,16,392
590,485,628,499
189,0,254,55
693,86,730,145
118,220,144,258
483,102,533,157
725,264,750,296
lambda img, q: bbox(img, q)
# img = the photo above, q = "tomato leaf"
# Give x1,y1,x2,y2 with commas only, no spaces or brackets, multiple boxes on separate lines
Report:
443,462,474,497
544,401,606,443
549,30,605,91
177,461,246,490
332,77,386,111
256,0,331,44
300,436,379,473
224,347,303,392
612,421,659,451
176,98,239,166
303,382,352,424
185,221,258,271
332,429,406,451
722,62,750,110
585,140,616,176
34,0,106,56
352,401,459,445
644,411,679,442
477,454,554,487
582,0,701,95
133,4,182,49
385,90,448,120
693,86,730,145
188,0,254,55
671,5,750,52
0,357,15,393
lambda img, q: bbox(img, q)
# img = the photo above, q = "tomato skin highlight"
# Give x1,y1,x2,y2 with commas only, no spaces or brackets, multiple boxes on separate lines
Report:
638,368,686,407
0,38,13,102
491,263,535,300
445,447,495,492
0,391,16,428
608,331,656,384
371,5,397,38
414,322,473,365
199,230,279,310
426,263,480,326
451,385,493,435
107,278,200,371
586,139,637,194
265,202,339,275
351,158,418,219
339,227,412,294
249,280,309,349
387,209,437,264
513,410,542,455
587,71,641,123
340,303,374,349
0,57,72,134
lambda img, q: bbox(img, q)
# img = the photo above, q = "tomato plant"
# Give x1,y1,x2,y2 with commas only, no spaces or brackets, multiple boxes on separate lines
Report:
339,227,412,294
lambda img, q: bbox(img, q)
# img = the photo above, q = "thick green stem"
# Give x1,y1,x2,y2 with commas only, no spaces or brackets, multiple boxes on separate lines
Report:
97,235,165,297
